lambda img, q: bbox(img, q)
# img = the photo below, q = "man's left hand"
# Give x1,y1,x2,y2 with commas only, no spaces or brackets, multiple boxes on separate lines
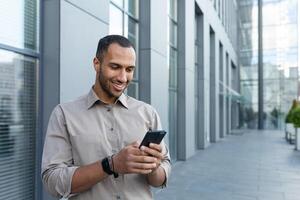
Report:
140,143,163,170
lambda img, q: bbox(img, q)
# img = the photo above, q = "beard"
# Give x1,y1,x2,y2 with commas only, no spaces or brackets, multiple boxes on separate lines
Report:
98,70,128,100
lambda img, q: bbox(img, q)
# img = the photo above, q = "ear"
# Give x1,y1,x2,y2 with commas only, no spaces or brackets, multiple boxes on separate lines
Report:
93,57,101,72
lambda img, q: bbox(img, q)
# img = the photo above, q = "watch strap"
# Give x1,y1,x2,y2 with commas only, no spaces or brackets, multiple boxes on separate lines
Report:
101,156,119,178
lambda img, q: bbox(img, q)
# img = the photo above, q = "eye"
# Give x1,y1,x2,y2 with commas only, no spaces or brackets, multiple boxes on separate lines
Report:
126,67,135,73
110,63,119,69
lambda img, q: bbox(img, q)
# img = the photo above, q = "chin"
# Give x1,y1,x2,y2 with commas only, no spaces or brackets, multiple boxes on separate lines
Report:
111,91,123,98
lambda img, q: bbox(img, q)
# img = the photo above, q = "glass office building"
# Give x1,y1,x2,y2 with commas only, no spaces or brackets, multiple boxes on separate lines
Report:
239,0,299,129
0,0,39,199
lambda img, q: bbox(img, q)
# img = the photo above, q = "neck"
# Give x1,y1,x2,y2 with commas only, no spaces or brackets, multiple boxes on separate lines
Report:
93,83,116,105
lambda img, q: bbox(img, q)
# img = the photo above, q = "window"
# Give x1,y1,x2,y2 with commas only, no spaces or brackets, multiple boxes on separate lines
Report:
168,0,178,160
109,0,139,98
0,0,39,199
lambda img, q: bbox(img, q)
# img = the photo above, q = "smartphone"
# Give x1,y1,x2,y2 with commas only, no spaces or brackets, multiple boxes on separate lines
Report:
139,130,167,148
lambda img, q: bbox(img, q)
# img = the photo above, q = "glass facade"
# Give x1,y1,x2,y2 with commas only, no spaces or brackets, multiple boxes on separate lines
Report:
109,0,139,98
239,0,260,129
168,0,178,160
262,0,298,129
239,0,298,129
0,0,39,199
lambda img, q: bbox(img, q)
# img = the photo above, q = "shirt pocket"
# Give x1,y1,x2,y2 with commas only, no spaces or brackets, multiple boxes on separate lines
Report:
70,133,108,165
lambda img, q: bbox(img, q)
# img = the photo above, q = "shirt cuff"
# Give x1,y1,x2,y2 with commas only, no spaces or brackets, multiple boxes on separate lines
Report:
158,159,171,188
58,166,79,199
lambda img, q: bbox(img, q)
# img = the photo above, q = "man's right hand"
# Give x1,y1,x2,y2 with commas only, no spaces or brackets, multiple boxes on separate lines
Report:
113,141,158,174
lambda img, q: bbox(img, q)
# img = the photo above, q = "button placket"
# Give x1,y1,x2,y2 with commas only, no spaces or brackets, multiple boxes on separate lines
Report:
105,106,119,154
105,105,114,133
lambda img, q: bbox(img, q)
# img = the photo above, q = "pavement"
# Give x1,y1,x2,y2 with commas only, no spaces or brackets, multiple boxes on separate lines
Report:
153,130,300,200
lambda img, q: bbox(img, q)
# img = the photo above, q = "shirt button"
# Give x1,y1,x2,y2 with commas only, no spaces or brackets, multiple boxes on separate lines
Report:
116,196,121,200
107,108,111,112
110,128,114,131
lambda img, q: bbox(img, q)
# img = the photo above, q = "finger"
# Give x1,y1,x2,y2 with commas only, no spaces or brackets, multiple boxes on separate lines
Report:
130,168,153,174
128,162,157,170
140,146,163,159
149,143,162,152
127,147,144,156
129,154,157,163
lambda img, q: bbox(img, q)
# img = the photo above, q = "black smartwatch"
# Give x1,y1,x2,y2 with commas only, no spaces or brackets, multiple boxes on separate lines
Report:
101,156,118,178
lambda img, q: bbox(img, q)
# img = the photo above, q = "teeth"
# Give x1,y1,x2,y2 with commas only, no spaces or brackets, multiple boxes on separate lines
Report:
113,83,125,90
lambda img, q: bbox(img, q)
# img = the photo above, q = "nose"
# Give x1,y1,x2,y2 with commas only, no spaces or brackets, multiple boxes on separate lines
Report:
117,69,127,83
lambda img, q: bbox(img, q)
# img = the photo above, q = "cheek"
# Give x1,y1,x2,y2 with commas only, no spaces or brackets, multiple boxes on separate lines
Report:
127,73,134,81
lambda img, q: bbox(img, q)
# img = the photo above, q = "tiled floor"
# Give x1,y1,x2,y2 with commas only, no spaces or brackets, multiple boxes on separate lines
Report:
154,130,300,200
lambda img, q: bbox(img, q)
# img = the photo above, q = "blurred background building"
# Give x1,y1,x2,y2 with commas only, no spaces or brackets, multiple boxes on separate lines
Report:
239,0,299,129
0,0,298,199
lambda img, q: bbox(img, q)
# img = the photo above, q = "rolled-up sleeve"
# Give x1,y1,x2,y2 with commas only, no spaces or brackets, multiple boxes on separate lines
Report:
41,105,78,198
151,109,172,187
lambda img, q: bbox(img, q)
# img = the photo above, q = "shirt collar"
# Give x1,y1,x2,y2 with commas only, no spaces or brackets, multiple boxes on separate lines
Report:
86,87,129,109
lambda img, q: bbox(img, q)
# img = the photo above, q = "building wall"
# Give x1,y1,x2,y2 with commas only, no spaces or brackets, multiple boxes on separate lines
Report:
195,0,238,147
60,0,109,102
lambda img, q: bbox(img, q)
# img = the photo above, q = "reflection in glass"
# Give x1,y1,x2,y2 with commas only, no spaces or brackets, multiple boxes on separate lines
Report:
168,0,177,21
169,48,177,88
169,20,177,48
0,0,39,51
125,0,138,18
262,0,298,129
0,49,37,198
239,1,259,129
127,16,137,48
127,81,138,99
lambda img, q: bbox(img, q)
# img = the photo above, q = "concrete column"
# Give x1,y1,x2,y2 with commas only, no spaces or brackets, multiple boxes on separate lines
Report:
139,0,169,141
177,0,196,160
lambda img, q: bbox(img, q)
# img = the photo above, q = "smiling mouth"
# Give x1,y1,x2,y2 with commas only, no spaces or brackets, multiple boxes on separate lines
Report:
112,82,126,91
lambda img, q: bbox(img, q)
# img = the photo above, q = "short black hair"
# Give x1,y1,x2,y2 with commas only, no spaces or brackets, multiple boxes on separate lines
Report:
96,35,134,61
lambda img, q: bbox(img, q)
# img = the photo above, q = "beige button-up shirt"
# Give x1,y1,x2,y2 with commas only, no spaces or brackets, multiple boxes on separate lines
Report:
41,88,171,200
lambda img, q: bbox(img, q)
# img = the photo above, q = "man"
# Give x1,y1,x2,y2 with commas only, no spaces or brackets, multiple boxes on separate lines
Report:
41,35,171,200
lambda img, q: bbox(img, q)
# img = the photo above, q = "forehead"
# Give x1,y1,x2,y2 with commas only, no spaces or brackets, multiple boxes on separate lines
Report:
105,43,136,61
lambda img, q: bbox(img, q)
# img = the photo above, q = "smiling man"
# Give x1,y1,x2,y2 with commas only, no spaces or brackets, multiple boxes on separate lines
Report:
41,35,171,200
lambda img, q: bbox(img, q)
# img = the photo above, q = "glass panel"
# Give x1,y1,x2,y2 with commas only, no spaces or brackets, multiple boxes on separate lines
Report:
169,0,177,21
263,25,298,50
169,20,177,48
169,48,177,89
168,90,177,160
239,0,259,129
0,0,39,51
0,49,37,199
125,0,138,18
109,4,123,35
127,17,137,49
240,104,258,129
111,0,123,8
262,0,298,130
127,81,138,98
218,0,221,17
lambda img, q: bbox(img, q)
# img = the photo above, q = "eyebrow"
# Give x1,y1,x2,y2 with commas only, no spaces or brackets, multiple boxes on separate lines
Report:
110,62,135,69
